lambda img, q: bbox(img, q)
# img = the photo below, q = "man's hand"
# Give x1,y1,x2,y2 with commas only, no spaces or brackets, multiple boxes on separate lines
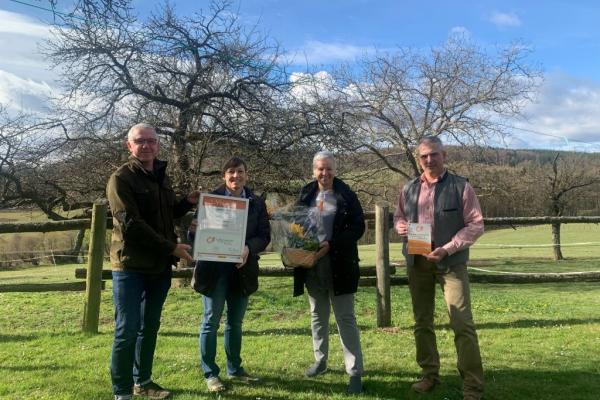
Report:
236,245,250,269
315,241,330,260
172,243,193,262
187,190,201,205
424,247,448,263
188,219,198,233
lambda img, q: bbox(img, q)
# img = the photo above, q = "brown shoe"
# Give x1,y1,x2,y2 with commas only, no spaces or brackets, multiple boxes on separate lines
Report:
464,393,482,400
133,381,171,399
411,377,439,393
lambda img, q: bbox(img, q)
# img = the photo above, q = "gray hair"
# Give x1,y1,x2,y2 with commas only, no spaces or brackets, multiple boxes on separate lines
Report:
312,150,336,169
127,123,157,142
418,135,444,149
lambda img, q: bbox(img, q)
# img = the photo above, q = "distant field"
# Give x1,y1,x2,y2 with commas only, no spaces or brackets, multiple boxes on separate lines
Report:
3,224,600,280
0,209,49,223
0,209,81,265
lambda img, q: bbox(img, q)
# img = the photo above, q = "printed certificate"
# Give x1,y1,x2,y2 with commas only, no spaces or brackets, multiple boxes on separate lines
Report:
193,193,248,263
407,223,432,255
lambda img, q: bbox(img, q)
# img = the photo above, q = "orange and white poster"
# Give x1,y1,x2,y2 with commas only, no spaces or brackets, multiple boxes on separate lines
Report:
193,193,248,263
407,223,432,255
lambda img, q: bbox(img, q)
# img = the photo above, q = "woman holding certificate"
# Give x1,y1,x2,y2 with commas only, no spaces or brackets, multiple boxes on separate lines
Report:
292,151,365,395
190,157,270,393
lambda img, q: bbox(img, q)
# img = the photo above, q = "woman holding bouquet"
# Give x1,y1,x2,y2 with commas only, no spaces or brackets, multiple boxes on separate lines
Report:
190,157,270,393
293,151,365,394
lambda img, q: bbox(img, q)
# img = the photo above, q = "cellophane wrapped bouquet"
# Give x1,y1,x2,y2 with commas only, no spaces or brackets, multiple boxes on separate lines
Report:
271,206,320,268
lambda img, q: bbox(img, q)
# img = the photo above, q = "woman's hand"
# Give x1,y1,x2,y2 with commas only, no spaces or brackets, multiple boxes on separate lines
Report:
236,245,250,269
315,241,330,260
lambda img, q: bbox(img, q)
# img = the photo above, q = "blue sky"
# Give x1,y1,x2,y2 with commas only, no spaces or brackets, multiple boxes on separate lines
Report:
1,0,600,151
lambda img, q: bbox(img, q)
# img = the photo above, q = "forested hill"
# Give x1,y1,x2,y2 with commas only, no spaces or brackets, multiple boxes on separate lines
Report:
342,146,600,218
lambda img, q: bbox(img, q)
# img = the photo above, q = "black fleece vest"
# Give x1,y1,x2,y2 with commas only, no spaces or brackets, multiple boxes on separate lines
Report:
402,172,469,268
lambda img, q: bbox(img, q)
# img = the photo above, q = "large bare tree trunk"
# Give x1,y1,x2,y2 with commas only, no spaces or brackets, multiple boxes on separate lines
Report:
551,222,563,261
66,228,86,263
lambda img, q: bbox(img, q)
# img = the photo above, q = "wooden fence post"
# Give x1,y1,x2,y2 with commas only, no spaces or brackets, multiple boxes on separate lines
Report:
375,202,391,327
82,199,108,334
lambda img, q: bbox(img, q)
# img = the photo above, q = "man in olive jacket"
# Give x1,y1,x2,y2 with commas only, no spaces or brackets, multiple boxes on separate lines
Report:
107,123,199,400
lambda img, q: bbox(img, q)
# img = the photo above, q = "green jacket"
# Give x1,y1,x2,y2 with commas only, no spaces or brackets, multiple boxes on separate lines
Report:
106,156,193,273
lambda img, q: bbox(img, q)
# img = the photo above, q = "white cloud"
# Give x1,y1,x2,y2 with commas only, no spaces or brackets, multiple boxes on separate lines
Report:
289,71,337,103
0,69,53,113
449,26,471,38
513,73,600,152
285,40,373,65
0,9,59,113
0,9,51,37
489,11,522,28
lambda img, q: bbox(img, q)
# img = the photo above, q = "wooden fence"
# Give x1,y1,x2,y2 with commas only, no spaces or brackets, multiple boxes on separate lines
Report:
2,199,600,332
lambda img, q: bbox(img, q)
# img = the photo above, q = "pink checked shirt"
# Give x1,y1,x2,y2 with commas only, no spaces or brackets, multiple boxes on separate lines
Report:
394,171,484,255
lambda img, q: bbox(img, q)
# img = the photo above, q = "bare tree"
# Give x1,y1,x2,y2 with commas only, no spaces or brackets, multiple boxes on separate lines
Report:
44,0,296,193
533,153,600,260
328,35,541,179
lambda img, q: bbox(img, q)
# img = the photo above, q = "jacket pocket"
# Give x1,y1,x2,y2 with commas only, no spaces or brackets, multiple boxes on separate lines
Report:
133,187,158,215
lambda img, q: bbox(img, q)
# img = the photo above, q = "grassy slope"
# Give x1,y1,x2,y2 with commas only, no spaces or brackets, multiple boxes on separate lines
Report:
1,225,600,399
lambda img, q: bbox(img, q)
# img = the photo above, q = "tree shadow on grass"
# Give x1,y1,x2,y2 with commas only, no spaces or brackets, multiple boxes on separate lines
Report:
0,364,73,372
161,323,371,338
482,369,600,400
170,369,600,400
462,317,600,331
0,333,37,342
392,317,600,332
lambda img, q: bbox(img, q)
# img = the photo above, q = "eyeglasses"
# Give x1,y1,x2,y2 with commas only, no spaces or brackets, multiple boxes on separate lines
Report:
131,138,158,146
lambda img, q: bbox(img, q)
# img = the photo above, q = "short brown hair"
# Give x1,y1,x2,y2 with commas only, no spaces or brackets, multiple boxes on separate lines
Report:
222,157,247,175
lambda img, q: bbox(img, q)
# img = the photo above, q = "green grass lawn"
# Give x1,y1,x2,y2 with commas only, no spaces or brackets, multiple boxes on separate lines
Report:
1,225,600,399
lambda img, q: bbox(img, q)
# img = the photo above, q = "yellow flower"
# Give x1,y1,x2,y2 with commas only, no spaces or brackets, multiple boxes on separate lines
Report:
289,223,305,239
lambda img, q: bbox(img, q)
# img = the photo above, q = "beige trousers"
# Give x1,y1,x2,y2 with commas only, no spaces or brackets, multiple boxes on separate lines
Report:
408,256,484,396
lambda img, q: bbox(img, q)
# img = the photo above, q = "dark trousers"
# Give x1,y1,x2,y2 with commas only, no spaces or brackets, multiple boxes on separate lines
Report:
199,268,249,378
110,269,171,396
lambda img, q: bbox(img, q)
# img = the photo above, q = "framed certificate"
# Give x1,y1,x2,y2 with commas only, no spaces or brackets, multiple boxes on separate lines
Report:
407,223,432,255
193,193,249,263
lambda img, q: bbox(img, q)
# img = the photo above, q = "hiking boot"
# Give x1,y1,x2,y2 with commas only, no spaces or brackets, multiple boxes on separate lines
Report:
410,376,439,393
206,376,226,392
133,381,171,399
347,376,363,395
464,393,482,400
305,361,327,377
228,369,260,384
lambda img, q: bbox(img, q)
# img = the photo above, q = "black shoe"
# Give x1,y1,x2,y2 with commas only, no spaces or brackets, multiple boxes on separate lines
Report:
305,362,327,377
347,376,363,394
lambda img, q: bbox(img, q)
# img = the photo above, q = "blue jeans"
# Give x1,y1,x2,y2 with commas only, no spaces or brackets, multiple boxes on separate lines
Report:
199,267,249,378
110,269,171,396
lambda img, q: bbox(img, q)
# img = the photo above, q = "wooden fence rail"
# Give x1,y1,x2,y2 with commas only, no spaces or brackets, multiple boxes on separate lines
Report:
2,214,599,235
2,202,600,331
74,265,396,279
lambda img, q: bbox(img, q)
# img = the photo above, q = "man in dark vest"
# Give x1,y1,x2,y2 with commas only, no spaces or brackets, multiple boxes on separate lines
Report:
394,136,484,400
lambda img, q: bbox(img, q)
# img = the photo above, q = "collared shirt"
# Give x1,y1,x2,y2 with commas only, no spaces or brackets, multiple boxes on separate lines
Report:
394,171,484,255
224,188,246,198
